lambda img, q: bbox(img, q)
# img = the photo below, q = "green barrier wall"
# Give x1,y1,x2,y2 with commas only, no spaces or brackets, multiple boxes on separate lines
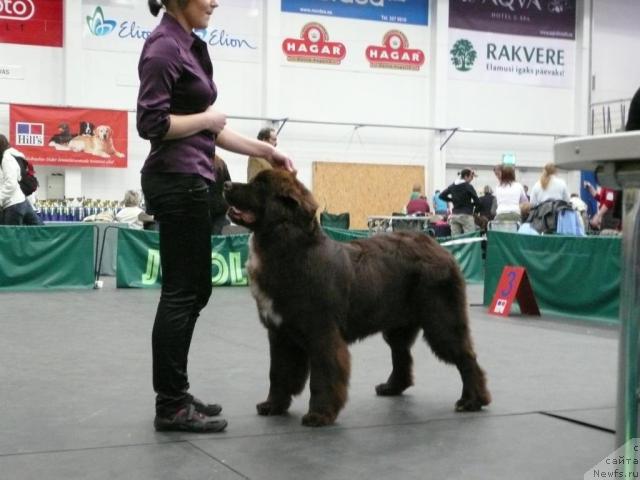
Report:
0,225,95,291
117,228,484,288
116,229,250,288
483,231,621,323
438,232,484,284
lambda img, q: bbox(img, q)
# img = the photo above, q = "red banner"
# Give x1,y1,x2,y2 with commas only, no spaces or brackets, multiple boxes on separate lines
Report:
0,0,63,47
10,104,128,168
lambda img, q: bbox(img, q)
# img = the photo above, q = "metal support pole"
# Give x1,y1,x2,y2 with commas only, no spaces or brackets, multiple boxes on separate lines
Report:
616,188,640,450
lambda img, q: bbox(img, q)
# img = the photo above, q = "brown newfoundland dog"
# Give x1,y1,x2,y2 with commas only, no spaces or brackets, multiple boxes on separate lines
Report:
224,170,490,427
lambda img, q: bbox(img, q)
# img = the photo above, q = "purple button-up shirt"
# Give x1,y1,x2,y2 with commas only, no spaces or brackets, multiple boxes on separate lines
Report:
137,13,216,181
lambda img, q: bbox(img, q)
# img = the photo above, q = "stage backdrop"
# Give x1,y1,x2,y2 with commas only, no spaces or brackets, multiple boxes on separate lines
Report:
9,104,128,168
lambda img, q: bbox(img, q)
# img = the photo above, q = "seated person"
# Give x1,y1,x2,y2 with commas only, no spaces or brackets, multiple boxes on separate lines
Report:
115,190,144,229
406,184,430,215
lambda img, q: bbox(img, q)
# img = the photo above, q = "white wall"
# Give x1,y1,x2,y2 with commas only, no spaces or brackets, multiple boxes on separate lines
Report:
591,0,640,104
0,0,636,204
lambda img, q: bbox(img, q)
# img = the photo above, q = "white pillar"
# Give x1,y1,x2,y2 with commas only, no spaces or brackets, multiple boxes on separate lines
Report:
427,0,450,197
63,0,84,200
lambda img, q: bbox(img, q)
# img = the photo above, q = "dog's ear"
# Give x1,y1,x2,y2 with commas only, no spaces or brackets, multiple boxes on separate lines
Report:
279,182,318,219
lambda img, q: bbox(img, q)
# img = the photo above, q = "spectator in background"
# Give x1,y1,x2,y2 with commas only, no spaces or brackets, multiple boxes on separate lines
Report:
523,185,530,201
583,181,620,232
0,134,42,225
116,190,145,229
405,183,430,215
247,127,277,182
209,154,231,235
477,185,496,221
570,192,588,231
493,164,503,182
529,163,570,206
439,169,479,235
494,166,528,223
432,189,448,216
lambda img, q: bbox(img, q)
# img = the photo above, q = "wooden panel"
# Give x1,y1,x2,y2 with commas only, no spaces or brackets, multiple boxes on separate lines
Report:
312,162,426,229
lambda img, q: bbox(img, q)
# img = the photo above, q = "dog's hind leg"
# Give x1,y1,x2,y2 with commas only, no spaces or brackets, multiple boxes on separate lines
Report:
257,328,309,416
302,327,350,427
375,325,420,396
420,286,491,412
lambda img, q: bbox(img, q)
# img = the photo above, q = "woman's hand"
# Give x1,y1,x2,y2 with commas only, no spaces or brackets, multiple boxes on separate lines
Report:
270,149,296,173
204,107,227,134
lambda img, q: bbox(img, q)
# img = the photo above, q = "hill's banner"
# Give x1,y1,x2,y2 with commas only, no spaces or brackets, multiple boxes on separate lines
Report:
81,0,261,62
10,104,128,168
448,0,576,88
0,0,63,47
449,0,575,39
281,0,429,26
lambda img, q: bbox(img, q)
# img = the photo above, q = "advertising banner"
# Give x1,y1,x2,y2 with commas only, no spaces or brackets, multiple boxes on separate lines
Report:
281,20,429,73
0,0,63,47
81,1,261,62
117,228,482,288
116,229,250,288
448,28,575,88
449,0,576,40
281,0,429,26
10,104,128,168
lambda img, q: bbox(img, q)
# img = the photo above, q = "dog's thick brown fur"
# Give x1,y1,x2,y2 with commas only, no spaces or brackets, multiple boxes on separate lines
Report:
224,170,491,427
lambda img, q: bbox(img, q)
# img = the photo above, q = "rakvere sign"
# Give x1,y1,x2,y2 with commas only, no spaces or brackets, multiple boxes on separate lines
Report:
449,29,574,88
282,23,347,64
366,30,425,70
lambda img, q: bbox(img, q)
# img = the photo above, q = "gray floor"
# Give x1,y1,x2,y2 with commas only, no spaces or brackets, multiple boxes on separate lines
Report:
0,280,620,479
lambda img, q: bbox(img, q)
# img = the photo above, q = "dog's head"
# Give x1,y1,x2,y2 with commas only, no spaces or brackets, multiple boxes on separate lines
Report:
79,121,95,135
58,123,70,134
224,170,319,232
94,125,112,141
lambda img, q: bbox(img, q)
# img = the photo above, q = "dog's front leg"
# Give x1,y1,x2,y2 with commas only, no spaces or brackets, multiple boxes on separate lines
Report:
302,327,350,427
257,328,309,416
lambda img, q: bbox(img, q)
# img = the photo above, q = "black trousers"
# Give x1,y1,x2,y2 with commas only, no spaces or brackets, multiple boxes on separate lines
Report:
141,173,213,417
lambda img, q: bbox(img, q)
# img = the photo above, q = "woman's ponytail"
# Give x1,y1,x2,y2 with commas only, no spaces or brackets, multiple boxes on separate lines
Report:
148,0,163,16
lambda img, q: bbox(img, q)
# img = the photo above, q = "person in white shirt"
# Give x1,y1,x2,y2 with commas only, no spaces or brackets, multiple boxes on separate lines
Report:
529,163,570,206
0,134,42,225
115,190,144,229
494,166,528,222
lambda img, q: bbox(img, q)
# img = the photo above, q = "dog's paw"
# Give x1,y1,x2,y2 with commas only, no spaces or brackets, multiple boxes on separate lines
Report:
256,400,288,416
375,382,407,396
301,412,335,427
454,397,484,412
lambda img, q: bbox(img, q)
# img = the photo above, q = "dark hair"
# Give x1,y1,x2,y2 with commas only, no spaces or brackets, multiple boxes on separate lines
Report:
459,169,473,179
257,127,275,141
500,166,516,185
148,0,189,16
0,134,10,157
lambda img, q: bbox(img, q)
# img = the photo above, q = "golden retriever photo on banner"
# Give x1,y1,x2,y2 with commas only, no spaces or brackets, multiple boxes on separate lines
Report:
68,125,125,158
